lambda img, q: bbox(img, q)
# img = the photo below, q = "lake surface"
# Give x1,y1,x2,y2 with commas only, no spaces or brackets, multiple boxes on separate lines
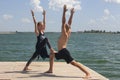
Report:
0,32,120,80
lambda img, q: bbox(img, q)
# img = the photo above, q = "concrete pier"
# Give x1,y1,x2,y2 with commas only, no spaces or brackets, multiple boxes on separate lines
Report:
0,62,109,80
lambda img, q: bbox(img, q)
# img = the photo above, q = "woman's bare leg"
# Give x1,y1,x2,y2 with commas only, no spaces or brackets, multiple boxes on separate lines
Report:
45,52,55,73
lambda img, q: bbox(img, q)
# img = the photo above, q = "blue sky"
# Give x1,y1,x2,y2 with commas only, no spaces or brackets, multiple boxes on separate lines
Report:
0,0,120,32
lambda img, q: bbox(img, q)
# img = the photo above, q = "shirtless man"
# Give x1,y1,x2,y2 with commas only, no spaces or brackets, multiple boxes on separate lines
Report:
46,5,90,78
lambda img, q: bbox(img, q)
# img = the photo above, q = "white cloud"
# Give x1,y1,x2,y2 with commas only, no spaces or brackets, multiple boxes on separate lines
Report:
104,9,110,16
31,0,43,12
21,18,31,23
101,8,111,21
87,8,120,31
104,0,120,4
3,14,13,20
49,0,81,11
102,8,117,21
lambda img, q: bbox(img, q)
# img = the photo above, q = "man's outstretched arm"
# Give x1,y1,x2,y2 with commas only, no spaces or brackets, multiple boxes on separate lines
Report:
62,5,68,27
62,5,67,25
61,5,68,35
68,8,75,26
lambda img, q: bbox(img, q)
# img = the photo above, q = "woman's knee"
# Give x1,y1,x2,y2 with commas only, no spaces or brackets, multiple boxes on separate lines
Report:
50,53,54,58
49,54,54,61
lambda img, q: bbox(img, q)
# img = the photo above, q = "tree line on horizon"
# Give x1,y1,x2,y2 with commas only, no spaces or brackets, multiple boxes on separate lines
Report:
78,30,120,34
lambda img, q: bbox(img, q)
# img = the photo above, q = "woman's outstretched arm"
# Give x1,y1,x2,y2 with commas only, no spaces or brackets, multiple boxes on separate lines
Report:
42,10,46,30
31,10,39,36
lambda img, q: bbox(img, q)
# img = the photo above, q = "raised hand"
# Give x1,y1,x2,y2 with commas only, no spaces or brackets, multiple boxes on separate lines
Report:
63,5,68,12
71,8,75,14
31,10,34,16
50,48,57,54
42,10,46,15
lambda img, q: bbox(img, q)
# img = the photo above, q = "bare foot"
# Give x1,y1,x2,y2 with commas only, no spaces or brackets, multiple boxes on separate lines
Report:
83,74,91,80
44,70,53,73
86,74,91,78
23,67,32,71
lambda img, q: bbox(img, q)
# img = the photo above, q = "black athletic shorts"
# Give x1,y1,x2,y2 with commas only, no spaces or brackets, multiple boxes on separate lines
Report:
55,48,74,64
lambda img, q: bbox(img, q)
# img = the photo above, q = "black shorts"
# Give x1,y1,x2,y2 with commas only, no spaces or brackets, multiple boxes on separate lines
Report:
55,48,74,64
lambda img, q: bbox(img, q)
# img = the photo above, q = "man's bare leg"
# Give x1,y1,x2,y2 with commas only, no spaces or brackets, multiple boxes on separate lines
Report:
45,52,55,73
70,60,90,78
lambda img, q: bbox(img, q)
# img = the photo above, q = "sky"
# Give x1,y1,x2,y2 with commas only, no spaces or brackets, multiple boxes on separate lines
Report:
0,0,120,32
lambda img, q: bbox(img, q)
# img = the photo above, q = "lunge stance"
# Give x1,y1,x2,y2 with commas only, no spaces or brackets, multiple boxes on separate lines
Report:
23,10,53,71
46,5,90,78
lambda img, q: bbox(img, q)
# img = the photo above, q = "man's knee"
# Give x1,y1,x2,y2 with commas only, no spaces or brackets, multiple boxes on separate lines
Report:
70,60,78,66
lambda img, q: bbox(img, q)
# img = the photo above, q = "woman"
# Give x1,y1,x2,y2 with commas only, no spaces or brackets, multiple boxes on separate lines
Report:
23,10,53,71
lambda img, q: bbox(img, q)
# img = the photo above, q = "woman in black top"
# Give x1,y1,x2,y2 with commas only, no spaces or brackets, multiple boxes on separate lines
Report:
23,10,53,71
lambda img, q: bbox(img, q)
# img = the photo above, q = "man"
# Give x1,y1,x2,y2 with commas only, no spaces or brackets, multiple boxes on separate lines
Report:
46,5,90,78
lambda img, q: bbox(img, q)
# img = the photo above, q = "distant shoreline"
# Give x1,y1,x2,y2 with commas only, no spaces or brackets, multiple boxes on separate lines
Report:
0,32,16,34
0,30,120,34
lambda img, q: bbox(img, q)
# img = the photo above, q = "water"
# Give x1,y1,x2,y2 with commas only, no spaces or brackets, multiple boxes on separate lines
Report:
0,32,120,80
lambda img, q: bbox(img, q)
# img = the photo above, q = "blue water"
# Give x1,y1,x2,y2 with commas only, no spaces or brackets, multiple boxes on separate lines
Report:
0,32,120,80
